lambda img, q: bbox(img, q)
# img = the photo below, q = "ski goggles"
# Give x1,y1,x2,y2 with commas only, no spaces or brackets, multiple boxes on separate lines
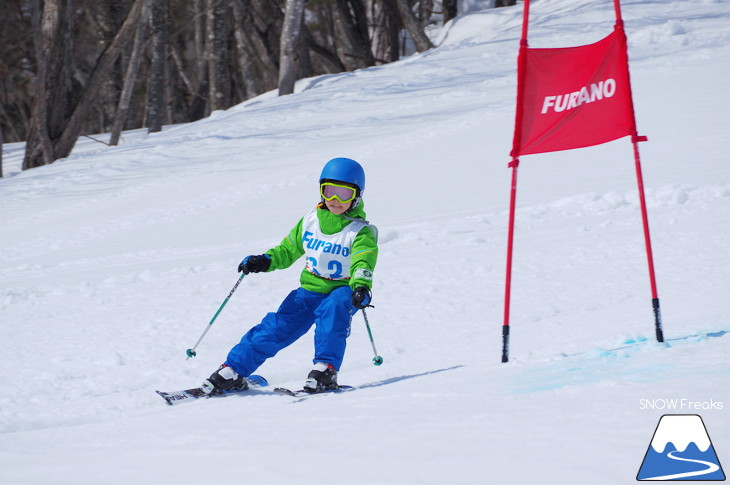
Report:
320,182,358,203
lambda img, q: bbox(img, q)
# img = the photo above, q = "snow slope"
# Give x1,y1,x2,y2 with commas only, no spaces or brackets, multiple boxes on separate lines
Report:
1,1,729,484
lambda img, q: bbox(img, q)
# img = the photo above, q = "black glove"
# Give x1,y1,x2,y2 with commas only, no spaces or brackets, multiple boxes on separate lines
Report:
351,286,372,309
238,254,271,274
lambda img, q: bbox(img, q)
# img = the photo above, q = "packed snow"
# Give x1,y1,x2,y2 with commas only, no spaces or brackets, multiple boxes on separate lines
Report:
1,0,729,483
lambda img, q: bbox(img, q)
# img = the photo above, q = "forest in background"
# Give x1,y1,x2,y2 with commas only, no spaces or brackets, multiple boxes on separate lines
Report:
0,0,515,175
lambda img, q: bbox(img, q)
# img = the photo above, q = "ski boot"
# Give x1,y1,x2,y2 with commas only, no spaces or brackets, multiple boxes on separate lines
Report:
303,362,338,393
202,364,248,395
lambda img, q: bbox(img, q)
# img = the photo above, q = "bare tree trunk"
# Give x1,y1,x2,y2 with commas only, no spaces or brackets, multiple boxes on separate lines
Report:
418,0,434,28
349,0,374,65
205,0,218,113
278,0,306,96
395,0,433,53
230,0,262,99
193,0,207,86
110,3,149,146
296,31,313,82
169,44,196,99
24,0,68,169
443,0,457,22
332,0,374,71
97,0,129,133
206,0,230,112
0,104,24,144
188,0,209,120
370,0,401,64
147,0,168,132
246,0,283,90
303,27,346,74
0,0,34,143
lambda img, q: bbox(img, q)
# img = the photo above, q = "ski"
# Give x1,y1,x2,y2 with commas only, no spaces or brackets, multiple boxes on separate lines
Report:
273,385,354,398
156,374,268,406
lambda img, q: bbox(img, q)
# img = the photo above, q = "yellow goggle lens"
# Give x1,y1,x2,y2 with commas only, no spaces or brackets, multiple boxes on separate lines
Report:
320,182,357,203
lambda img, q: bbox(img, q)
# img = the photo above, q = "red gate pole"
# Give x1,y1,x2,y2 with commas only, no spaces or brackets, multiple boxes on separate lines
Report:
502,158,520,362
502,0,531,363
615,0,664,342
632,135,665,342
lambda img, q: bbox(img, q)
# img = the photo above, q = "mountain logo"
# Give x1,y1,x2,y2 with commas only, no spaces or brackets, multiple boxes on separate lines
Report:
637,414,725,481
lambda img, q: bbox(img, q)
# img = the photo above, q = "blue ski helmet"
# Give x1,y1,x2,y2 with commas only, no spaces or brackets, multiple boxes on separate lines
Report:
319,157,366,194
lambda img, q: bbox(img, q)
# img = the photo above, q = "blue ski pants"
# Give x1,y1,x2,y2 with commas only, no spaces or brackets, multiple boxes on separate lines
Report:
225,285,357,376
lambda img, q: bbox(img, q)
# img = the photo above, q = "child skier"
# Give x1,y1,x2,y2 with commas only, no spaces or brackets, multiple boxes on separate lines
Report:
202,157,378,394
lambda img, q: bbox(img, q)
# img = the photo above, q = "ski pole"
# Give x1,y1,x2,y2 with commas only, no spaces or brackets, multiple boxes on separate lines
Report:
361,307,383,365
186,272,245,360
